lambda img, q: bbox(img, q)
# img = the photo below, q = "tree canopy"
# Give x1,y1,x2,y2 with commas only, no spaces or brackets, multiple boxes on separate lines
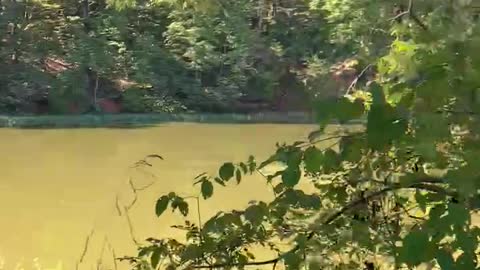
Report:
1,0,397,114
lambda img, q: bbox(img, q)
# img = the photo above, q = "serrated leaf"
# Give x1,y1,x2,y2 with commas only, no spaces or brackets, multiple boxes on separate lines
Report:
155,195,170,217
281,166,301,187
219,162,235,181
201,180,213,199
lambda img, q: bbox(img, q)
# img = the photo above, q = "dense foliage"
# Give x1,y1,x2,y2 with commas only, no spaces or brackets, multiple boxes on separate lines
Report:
115,0,480,269
0,0,398,114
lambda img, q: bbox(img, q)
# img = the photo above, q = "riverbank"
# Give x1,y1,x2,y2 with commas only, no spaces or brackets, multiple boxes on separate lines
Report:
0,112,318,128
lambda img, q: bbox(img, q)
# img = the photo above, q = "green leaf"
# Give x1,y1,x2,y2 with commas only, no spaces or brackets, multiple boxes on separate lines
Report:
235,168,242,184
273,183,285,194
336,98,365,123
455,252,476,270
239,162,248,174
445,203,470,227
155,195,170,217
339,136,363,162
213,177,226,186
219,162,235,181
323,149,340,173
178,201,189,216
244,204,267,225
286,148,303,167
397,229,435,266
181,244,201,262
201,180,213,199
313,97,364,125
171,197,189,216
303,146,323,173
367,103,406,150
415,190,428,213
151,248,161,269
283,251,303,269
194,172,207,180
247,156,256,173
281,166,301,187
435,248,455,270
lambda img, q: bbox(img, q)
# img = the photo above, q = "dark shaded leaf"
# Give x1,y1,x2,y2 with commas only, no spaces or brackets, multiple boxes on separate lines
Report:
239,162,248,174
244,204,267,225
435,248,455,270
281,166,301,187
146,154,163,160
155,195,170,217
219,162,235,181
213,177,226,186
201,180,214,199
235,169,242,184
303,146,323,173
151,248,161,269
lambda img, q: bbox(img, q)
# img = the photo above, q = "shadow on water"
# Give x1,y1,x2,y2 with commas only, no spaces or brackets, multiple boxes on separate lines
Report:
0,112,316,129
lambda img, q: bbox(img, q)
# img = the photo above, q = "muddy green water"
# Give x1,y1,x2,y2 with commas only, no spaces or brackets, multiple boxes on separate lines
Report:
0,123,317,270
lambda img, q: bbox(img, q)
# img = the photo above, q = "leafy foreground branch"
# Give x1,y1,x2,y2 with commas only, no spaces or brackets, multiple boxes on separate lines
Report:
122,3,480,270
191,180,455,269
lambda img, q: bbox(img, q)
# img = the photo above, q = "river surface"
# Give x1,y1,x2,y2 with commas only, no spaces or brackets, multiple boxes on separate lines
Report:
0,123,318,270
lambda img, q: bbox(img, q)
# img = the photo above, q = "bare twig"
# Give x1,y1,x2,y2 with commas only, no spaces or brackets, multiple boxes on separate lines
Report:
124,206,140,246
106,238,118,270
76,228,95,270
389,0,428,31
345,64,373,95
115,195,122,216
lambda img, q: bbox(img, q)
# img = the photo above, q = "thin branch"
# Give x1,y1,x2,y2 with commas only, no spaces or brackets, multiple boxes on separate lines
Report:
124,205,140,246
389,0,428,31
115,195,122,216
76,228,95,270
345,64,373,95
106,238,118,270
